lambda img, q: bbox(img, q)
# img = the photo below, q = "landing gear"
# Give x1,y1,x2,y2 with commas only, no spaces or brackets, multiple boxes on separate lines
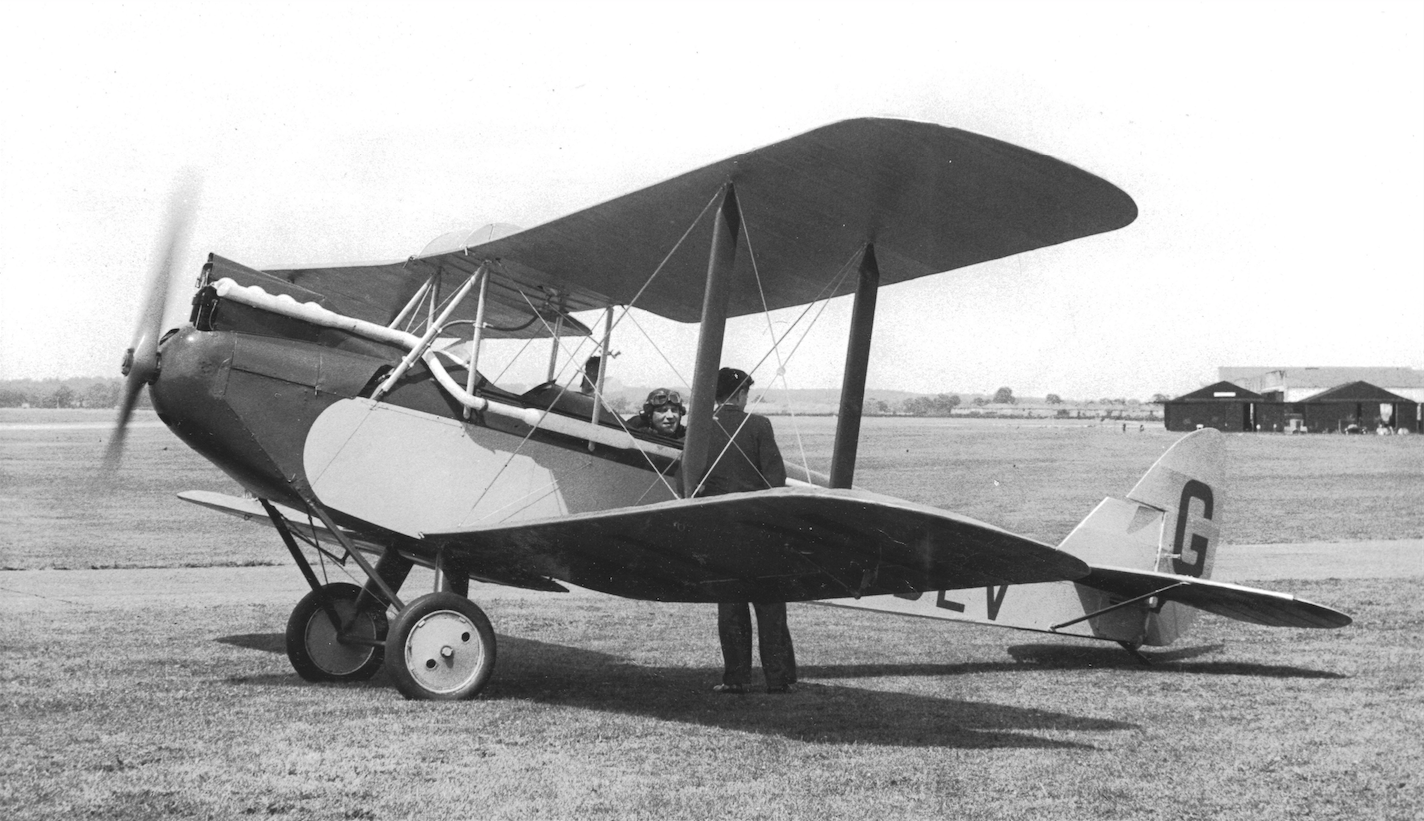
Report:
285,582,388,681
263,497,495,699
385,592,497,701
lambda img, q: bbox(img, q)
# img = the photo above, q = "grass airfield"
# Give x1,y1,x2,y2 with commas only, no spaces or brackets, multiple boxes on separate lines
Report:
2,411,1422,819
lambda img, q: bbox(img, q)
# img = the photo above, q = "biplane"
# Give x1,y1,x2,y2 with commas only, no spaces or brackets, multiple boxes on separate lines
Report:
108,118,1350,700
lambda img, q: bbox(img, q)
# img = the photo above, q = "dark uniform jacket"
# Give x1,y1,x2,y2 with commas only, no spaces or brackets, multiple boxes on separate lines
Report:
697,405,786,496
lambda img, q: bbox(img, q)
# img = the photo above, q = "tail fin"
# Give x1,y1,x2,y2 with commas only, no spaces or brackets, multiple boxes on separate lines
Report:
1057,428,1226,645
1128,427,1225,580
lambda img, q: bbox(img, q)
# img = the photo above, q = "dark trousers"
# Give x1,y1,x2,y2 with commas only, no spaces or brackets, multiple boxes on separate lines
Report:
718,601,797,688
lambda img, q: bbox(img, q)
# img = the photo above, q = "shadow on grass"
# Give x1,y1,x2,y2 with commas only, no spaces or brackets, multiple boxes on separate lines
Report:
216,632,1132,749
1002,643,1347,679
797,642,1343,680
217,633,284,653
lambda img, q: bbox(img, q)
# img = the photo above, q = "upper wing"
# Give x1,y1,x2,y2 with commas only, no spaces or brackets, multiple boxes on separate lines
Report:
1083,565,1353,629
429,117,1138,322
222,118,1136,326
425,486,1090,603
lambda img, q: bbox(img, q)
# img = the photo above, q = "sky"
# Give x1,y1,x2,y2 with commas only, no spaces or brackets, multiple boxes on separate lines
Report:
1,0,1420,400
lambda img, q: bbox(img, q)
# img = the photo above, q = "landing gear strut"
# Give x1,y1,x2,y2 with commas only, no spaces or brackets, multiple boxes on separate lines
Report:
265,498,498,699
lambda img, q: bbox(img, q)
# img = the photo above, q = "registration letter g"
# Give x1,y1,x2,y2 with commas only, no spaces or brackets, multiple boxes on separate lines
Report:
1172,479,1214,577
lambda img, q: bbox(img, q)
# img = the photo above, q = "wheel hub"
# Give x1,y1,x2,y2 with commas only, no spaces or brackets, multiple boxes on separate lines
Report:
403,611,485,695
304,599,380,675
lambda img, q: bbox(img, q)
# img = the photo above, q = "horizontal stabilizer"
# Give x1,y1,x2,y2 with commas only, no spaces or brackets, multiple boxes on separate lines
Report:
1082,565,1352,629
176,490,389,551
177,490,569,593
425,487,1090,603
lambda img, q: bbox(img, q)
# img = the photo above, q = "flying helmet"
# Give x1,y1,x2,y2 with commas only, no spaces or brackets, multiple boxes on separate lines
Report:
641,388,685,419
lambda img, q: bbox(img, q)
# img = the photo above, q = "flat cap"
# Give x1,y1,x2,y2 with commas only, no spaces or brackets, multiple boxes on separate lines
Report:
716,367,754,400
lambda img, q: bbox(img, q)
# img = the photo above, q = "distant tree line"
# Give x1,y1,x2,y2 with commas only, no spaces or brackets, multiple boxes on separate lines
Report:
0,378,141,409
899,393,962,416
867,385,1166,418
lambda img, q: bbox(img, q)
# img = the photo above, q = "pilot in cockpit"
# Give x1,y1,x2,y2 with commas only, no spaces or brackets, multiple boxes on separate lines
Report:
625,388,686,440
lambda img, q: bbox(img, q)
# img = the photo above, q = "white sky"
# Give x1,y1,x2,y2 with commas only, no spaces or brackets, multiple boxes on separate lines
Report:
1,0,1420,399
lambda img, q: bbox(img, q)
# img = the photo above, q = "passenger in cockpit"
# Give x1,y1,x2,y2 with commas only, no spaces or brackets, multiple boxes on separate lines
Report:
625,388,686,439
580,356,602,395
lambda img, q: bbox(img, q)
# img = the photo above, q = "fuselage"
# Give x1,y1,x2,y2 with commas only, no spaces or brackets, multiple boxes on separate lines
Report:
150,320,681,554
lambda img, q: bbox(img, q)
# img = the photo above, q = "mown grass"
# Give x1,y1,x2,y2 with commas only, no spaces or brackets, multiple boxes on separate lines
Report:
2,410,1421,819
2,574,1419,819
0,411,249,570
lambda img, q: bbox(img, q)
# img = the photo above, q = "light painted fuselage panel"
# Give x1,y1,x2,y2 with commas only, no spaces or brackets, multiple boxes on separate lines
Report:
303,398,678,537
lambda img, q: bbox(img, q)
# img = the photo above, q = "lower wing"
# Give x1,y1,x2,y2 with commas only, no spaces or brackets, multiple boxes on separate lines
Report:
180,486,1089,603
425,487,1090,603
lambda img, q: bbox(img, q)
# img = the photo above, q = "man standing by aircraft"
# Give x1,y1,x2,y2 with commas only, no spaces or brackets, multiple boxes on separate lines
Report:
697,368,796,694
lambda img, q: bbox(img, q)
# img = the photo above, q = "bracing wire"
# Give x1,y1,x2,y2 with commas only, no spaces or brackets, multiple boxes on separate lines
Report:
490,335,539,385
478,191,728,501
742,217,814,484
694,205,795,493
459,184,862,504
622,310,691,388
466,285,685,510
574,187,723,390
494,184,713,404
689,211,862,496
474,186,719,419
614,189,723,323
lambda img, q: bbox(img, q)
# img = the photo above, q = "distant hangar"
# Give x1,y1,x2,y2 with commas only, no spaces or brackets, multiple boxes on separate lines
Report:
1164,367,1423,433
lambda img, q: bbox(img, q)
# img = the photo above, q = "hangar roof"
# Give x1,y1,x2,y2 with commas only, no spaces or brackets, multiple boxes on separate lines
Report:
1219,367,1424,391
1172,381,1263,401
1298,381,1413,404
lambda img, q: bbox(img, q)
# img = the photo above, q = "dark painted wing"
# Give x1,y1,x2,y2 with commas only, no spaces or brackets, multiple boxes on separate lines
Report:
454,118,1137,321
424,487,1090,603
1084,566,1353,629
225,118,1136,327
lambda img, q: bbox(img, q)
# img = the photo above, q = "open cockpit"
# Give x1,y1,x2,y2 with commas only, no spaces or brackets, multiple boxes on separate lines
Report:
188,248,689,466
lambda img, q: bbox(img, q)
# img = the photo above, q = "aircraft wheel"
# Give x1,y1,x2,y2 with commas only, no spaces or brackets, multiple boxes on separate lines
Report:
285,582,388,682
386,592,496,701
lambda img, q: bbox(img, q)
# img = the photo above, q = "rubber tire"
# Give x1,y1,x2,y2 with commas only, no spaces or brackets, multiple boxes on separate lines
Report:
285,582,388,682
386,592,496,701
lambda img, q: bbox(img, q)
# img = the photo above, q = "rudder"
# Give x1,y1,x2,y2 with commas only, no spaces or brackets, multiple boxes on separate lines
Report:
1057,428,1227,646
1126,427,1225,582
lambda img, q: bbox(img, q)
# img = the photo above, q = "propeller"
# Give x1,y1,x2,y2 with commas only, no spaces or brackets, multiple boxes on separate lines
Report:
102,175,200,472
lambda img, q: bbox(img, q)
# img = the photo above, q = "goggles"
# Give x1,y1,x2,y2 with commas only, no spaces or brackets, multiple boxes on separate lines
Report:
644,389,684,410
